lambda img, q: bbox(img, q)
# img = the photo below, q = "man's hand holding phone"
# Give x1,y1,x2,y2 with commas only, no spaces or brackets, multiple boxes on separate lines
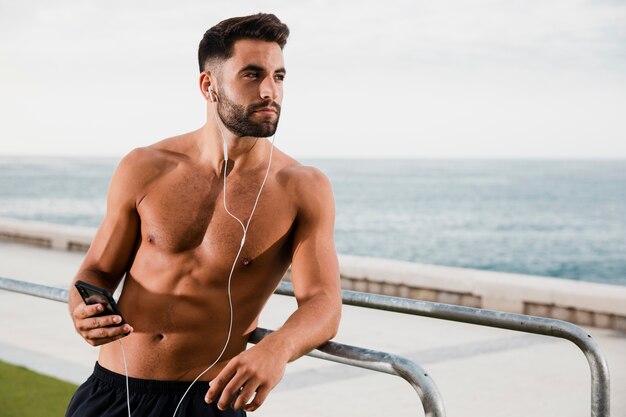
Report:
72,280,133,346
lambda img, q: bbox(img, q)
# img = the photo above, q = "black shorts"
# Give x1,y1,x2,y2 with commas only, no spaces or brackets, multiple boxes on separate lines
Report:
66,362,246,417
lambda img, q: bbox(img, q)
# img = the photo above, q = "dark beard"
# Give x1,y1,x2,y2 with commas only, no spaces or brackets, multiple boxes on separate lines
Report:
217,92,281,138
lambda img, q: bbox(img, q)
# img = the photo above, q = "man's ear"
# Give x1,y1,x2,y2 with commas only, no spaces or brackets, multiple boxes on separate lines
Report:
199,71,215,101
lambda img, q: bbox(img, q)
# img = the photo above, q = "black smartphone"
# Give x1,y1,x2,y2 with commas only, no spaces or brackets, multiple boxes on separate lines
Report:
75,280,126,324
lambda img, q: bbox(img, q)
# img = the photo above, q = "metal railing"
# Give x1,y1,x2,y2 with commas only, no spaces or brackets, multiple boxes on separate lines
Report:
0,277,446,417
276,282,611,417
1,276,612,416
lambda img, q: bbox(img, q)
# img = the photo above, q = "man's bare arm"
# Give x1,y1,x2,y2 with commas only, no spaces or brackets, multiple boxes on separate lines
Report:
69,150,146,345
207,167,342,412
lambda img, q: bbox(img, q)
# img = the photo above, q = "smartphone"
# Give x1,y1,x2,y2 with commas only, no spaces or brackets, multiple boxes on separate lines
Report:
75,280,126,325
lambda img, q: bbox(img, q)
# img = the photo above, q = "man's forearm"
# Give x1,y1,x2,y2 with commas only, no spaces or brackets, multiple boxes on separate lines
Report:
254,292,341,362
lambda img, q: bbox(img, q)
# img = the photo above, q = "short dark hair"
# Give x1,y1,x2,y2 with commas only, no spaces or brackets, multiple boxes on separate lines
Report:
198,13,290,73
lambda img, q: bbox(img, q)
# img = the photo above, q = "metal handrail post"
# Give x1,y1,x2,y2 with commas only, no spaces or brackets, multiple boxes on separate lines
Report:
250,328,445,417
0,277,446,417
276,282,610,417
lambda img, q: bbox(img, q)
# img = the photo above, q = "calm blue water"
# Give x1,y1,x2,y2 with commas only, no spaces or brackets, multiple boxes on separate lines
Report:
1,157,625,286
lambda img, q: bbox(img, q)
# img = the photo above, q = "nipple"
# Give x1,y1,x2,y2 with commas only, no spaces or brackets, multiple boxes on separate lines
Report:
242,257,252,266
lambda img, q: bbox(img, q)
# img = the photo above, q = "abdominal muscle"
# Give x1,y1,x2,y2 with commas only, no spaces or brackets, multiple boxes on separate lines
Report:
98,250,278,382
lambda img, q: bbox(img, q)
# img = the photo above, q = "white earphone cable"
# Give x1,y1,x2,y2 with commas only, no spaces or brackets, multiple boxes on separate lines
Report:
170,110,275,416
119,339,131,417
119,94,276,417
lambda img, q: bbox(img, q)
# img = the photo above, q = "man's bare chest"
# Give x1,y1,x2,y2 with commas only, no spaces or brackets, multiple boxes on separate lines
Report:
136,172,296,262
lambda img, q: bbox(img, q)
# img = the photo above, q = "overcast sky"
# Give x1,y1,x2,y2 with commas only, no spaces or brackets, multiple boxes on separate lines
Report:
1,0,625,158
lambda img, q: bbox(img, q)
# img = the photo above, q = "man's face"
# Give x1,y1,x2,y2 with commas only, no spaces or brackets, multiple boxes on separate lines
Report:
215,39,285,138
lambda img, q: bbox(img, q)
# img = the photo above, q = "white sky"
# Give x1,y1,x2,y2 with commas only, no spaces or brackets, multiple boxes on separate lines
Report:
1,0,625,158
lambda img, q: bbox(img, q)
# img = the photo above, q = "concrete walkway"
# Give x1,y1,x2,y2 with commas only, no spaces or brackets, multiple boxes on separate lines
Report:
0,240,624,417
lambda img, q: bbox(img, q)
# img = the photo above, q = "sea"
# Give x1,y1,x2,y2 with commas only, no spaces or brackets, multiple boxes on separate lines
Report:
1,156,625,286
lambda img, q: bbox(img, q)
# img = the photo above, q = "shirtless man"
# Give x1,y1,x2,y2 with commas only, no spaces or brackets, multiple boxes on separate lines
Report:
66,13,341,417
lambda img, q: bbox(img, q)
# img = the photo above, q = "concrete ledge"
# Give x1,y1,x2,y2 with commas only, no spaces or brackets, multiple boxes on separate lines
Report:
1,217,625,331
338,254,626,331
0,218,95,252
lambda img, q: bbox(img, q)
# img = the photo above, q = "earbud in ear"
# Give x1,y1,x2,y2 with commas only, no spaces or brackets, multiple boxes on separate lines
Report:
208,85,215,103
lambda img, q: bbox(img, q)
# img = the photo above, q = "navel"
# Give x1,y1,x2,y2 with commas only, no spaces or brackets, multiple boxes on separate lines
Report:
147,234,155,244
242,257,253,266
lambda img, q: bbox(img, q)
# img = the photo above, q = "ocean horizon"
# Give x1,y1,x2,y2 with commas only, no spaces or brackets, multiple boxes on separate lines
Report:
1,156,625,286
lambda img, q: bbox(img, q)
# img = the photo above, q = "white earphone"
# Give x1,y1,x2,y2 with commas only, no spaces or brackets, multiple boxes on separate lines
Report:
207,85,228,160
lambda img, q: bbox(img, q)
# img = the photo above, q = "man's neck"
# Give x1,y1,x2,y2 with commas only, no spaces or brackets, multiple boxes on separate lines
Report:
196,123,268,176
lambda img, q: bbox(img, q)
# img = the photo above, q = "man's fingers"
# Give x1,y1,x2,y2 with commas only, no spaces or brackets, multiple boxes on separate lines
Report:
76,315,123,331
82,324,133,344
232,382,258,410
206,365,236,404
74,302,104,319
84,324,132,339
216,372,248,411
84,332,130,347
244,385,270,412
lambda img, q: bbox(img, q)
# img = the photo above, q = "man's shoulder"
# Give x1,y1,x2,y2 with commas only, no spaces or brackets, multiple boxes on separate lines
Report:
275,156,331,192
113,136,192,193
124,134,190,164
274,156,334,211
